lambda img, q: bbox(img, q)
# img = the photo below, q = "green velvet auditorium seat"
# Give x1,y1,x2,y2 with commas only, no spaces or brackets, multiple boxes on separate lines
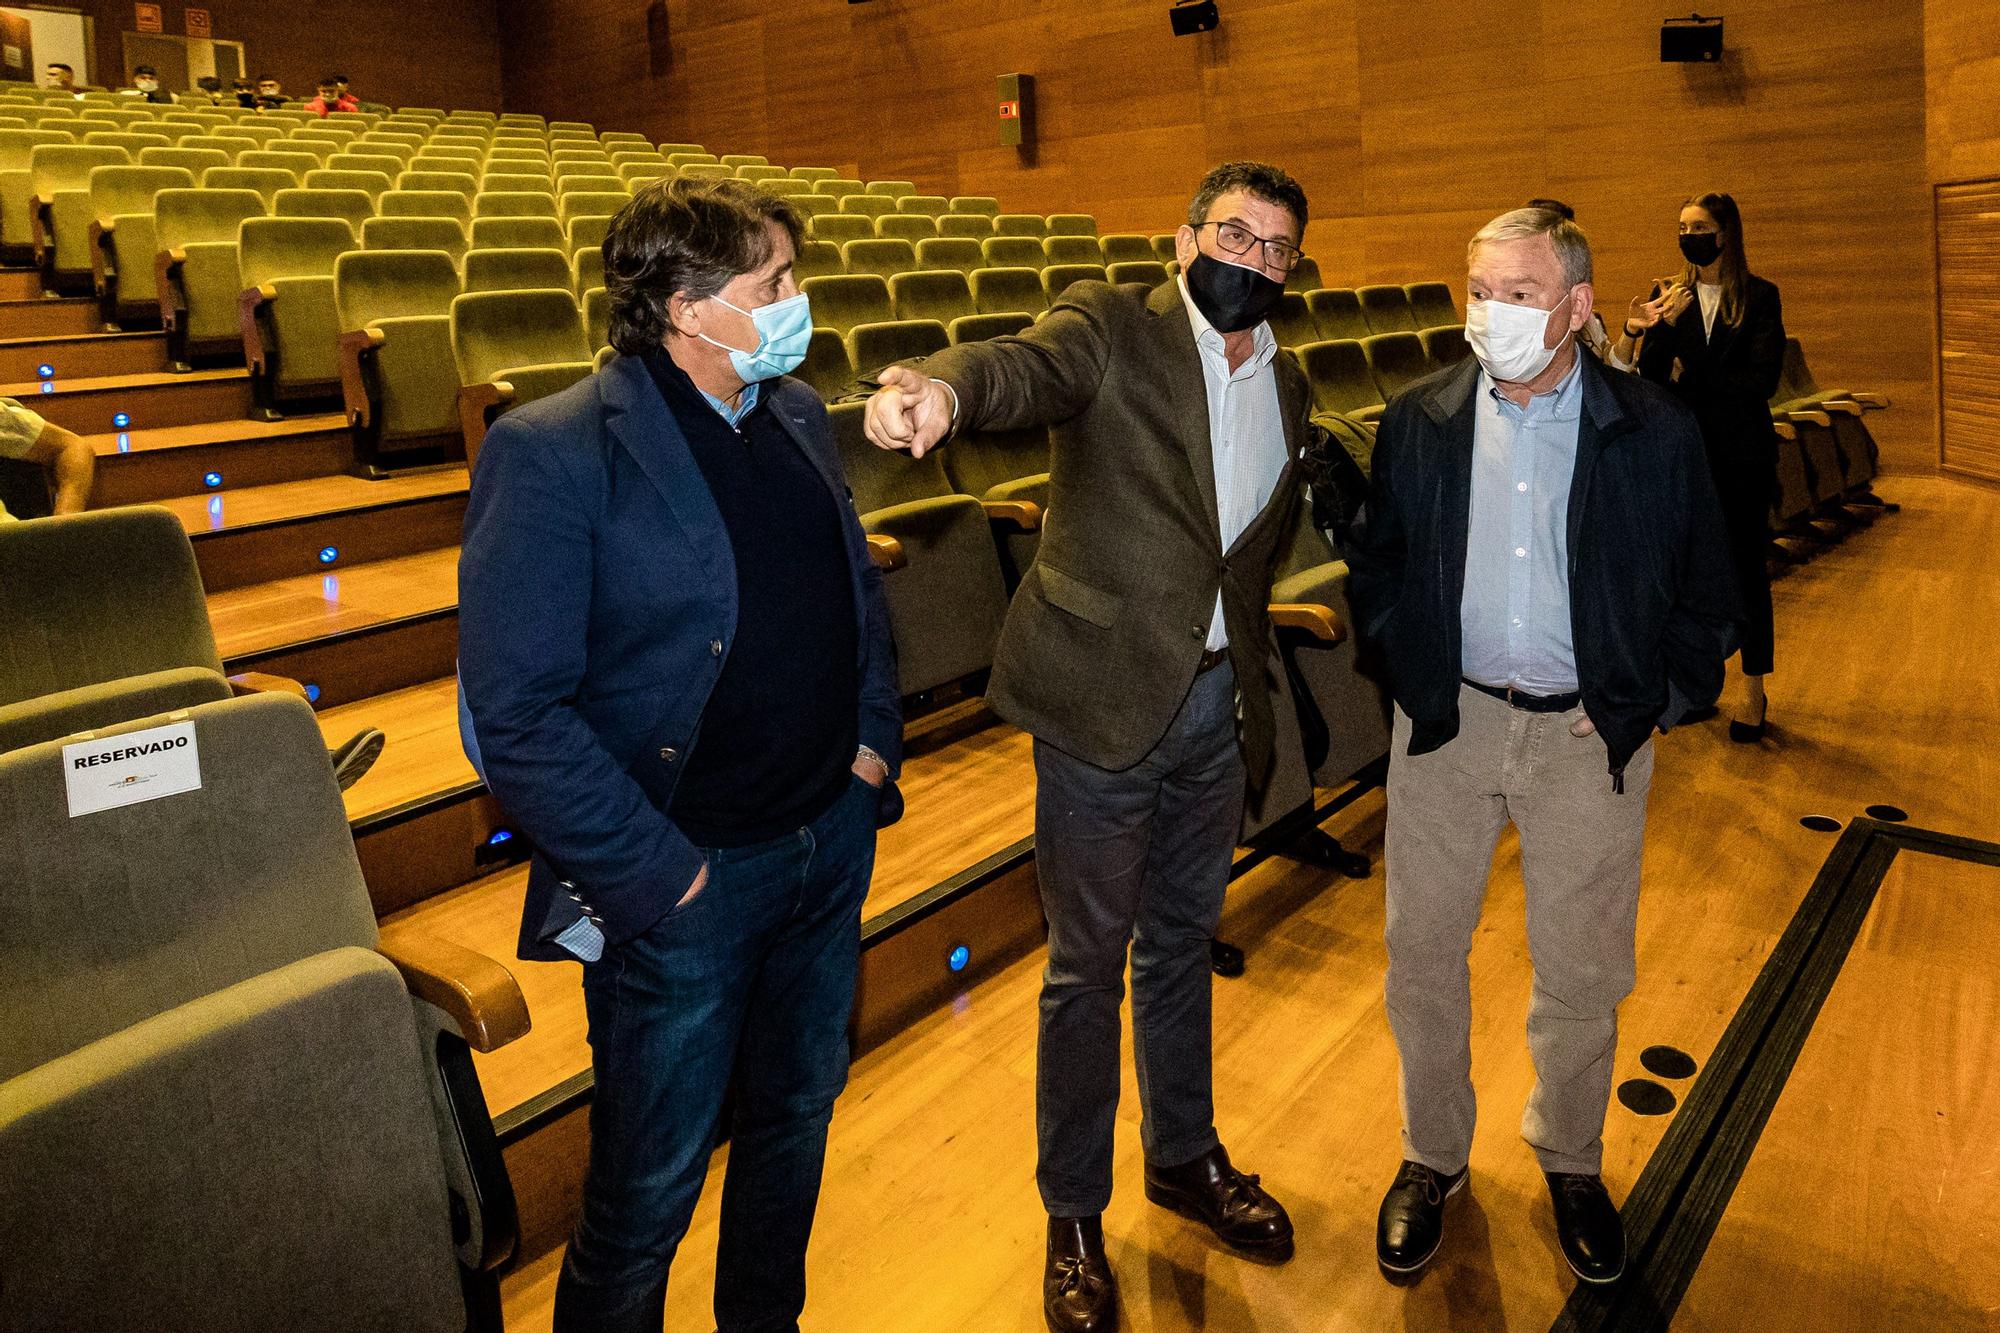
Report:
798,328,856,400
1042,263,1106,303
1419,324,1470,371
874,213,935,243
87,163,193,326
838,193,897,219
981,235,1045,270
379,188,473,225
896,194,949,218
462,245,574,294
828,401,1010,698
29,143,130,293
137,146,229,177
361,216,469,268
969,266,1047,316
300,168,393,203
807,213,871,245
1404,281,1460,330
936,213,992,239
1285,256,1323,294
992,213,1046,238
799,274,892,335
469,215,564,250
888,269,974,324
0,129,78,264
566,214,611,257
915,237,983,273
1306,287,1370,341
238,215,358,416
1268,292,1320,349
844,319,948,381
947,195,999,217
572,247,605,294
1046,214,1096,236
154,186,268,369
0,689,526,1331
396,170,480,199
1100,234,1155,265
273,187,373,233
1360,331,1432,402
450,287,594,466
1106,260,1169,287
1296,339,1385,419
948,311,1033,344
1043,234,1103,266
583,285,610,351
1356,283,1417,334
792,239,843,282
937,422,1051,589
841,237,918,279
864,179,915,198
335,248,464,465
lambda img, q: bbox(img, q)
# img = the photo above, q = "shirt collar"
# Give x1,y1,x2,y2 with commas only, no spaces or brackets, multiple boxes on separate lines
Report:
1480,353,1584,423
703,378,760,428
1176,274,1278,369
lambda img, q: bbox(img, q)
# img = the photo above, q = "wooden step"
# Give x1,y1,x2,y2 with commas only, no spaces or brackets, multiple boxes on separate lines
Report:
0,268,44,303
1,368,252,434
212,546,460,706
155,469,467,592
0,295,101,339
0,329,166,382
90,414,353,507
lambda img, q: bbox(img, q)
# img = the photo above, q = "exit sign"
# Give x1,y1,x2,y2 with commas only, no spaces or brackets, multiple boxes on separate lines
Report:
185,7,211,37
998,100,1019,119
134,3,161,32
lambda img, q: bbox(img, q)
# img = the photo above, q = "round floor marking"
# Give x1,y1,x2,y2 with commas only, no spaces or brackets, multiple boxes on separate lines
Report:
1640,1045,1697,1080
1864,804,1909,823
1800,815,1842,833
1617,1079,1678,1116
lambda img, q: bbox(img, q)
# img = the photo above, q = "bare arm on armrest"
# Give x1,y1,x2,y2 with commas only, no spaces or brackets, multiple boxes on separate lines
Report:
376,925,531,1052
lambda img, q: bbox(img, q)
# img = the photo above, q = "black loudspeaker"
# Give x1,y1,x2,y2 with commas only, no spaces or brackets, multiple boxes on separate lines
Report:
1170,0,1219,37
1660,14,1724,62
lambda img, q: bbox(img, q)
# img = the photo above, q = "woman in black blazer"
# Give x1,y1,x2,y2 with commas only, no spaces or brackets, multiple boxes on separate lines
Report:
1616,192,1785,741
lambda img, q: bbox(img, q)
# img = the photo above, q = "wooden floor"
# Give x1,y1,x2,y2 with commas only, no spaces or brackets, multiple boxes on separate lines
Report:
497,476,2000,1330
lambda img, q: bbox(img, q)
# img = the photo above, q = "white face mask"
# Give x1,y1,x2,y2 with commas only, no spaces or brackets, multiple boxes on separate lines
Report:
1464,290,1574,383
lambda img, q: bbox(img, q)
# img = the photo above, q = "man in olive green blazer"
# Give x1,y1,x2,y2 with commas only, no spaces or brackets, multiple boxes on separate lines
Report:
867,162,1316,1333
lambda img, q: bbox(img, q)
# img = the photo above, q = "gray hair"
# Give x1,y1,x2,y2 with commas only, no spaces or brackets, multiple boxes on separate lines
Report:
1469,207,1592,287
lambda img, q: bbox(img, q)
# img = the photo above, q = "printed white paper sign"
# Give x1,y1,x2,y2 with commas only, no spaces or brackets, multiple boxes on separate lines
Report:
63,722,202,817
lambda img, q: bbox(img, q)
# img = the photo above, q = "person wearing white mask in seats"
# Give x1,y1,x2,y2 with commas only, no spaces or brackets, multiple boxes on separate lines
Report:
1346,206,1741,1288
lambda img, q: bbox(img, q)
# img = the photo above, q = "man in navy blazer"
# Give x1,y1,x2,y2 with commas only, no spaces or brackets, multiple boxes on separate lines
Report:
458,178,900,1332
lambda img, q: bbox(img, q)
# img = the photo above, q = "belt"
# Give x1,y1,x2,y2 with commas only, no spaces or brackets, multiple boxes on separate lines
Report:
1463,678,1581,713
1196,647,1230,674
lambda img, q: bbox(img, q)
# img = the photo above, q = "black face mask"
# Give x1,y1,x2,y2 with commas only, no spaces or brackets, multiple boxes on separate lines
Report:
1678,232,1722,267
1184,252,1286,334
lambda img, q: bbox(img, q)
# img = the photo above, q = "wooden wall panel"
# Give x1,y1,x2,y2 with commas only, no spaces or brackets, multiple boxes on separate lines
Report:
500,0,1936,470
1935,180,2000,481
65,0,502,113
1926,0,2000,183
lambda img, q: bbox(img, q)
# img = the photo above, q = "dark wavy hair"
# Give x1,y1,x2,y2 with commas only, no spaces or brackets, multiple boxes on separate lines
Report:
1187,160,1309,237
604,177,804,357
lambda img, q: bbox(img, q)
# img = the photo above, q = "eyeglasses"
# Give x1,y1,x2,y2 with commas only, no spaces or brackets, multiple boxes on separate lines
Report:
1194,220,1305,274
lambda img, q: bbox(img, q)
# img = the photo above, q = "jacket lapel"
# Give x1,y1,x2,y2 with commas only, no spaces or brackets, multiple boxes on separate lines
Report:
1419,358,1482,658
598,354,732,583
1569,351,1636,560
1147,281,1221,542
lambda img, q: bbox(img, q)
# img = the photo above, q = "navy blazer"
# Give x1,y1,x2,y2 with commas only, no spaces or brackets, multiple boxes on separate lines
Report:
458,355,902,962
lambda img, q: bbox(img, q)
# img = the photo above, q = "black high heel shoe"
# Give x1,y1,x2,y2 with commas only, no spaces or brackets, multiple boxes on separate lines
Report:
1728,697,1768,743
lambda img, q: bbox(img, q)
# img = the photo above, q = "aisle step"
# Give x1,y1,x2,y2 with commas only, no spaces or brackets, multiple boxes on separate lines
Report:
0,295,100,339
0,329,166,382
0,269,45,303
1,368,252,434
155,468,467,592
90,414,352,507
212,546,460,707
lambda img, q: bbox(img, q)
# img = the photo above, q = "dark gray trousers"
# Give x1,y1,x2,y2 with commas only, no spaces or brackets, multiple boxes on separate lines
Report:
1032,660,1244,1217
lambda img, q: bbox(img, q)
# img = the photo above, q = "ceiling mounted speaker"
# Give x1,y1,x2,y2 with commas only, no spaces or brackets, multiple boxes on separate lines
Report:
1170,0,1219,37
1661,14,1724,62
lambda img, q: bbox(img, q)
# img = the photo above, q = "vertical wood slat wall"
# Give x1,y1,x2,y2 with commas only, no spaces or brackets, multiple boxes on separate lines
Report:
1935,179,2000,482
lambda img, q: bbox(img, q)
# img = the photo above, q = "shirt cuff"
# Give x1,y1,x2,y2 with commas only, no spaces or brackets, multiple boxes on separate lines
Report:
936,377,960,426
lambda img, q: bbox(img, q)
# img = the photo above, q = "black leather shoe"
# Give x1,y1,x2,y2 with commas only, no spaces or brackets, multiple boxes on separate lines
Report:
1546,1172,1625,1285
1143,1145,1293,1260
1727,718,1768,743
1044,1215,1116,1333
1376,1160,1466,1275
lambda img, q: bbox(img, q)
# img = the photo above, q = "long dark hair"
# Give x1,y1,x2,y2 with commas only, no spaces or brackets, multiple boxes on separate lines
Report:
1677,191,1752,329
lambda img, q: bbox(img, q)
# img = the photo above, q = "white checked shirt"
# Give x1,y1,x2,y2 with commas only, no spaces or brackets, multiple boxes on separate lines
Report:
1177,277,1288,650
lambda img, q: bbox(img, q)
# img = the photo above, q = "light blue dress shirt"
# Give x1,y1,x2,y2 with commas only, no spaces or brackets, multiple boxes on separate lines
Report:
1459,359,1583,695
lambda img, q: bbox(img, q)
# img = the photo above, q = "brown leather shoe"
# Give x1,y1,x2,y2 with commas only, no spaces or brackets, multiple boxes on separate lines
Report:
1044,1215,1116,1333
1143,1144,1294,1260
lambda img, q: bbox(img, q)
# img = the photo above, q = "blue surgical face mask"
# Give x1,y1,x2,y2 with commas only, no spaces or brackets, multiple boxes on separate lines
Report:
698,291,812,383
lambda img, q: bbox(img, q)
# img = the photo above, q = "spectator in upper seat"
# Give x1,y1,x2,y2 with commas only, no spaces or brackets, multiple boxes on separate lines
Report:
125,65,172,104
304,76,359,117
1617,192,1786,743
458,175,900,1333
253,74,288,108
0,398,93,521
194,75,226,105
43,63,85,95
866,160,1317,1333
1349,205,1739,1290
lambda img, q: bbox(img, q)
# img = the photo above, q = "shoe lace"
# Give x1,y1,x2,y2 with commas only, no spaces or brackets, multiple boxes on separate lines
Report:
1050,1254,1094,1296
1396,1161,1448,1205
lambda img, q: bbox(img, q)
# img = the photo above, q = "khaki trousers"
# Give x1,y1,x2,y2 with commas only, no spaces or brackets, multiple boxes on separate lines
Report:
1383,683,1654,1176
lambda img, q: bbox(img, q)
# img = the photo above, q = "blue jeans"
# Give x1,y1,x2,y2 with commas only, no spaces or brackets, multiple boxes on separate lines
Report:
552,775,878,1333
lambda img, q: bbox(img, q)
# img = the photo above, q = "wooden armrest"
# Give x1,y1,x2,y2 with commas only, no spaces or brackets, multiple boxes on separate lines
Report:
29,197,50,262
1772,421,1798,442
1819,399,1863,416
88,220,110,294
981,498,1043,531
1849,392,1888,409
457,379,515,471
237,282,277,375
376,925,531,1052
154,246,186,331
1786,409,1832,428
866,533,907,571
1268,602,1347,644
338,326,385,429
227,671,308,698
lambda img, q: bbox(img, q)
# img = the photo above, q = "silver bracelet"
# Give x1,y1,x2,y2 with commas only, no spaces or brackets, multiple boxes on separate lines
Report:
855,744,889,773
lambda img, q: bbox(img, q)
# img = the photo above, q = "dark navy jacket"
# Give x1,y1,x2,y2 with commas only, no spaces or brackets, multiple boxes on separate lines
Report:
458,355,902,962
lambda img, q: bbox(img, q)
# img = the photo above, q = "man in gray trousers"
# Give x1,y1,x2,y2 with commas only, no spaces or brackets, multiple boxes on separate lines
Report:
865,162,1317,1333
1348,206,1739,1288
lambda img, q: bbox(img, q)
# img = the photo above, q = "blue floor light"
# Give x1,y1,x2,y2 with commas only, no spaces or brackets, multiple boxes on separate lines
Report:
947,943,971,974
112,412,130,428
486,829,514,847
303,684,322,704
36,363,53,378
116,432,130,452
38,381,53,395
203,471,222,489
317,546,340,565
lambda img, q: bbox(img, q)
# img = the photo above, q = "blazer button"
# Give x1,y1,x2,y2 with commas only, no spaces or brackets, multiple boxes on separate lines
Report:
1190,624,1205,640
659,746,678,762
710,638,723,656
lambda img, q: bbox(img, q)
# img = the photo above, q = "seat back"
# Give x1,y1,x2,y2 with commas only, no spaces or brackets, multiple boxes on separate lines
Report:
846,319,949,379
450,287,591,384
79,131,170,156
793,238,843,281
360,216,469,266
970,266,1047,315
0,130,76,174
864,179,914,198
470,215,563,249
87,164,191,226
842,237,918,279
936,213,992,239
396,170,479,198
889,269,973,324
1361,331,1430,400
1356,283,1417,334
379,189,472,223
1044,235,1103,265
558,191,627,225
1100,234,1155,265
335,248,462,328
1285,256,1323,293
799,273,891,335
897,194,949,217
463,245,574,294
875,213,936,242
1297,339,1383,415
583,284,610,349
1106,260,1170,287
838,193,896,218
947,195,999,217
1043,263,1107,302
948,311,1034,344
1306,287,1370,341
153,187,265,249
982,236,1045,270
798,327,855,399
238,215,355,288
809,213,873,245
29,144,129,197
992,213,1046,238
828,400,955,512
1404,281,1460,330
1419,325,1470,371
940,423,1050,499
1268,292,1320,348
1046,213,1096,236
0,507,222,711
136,146,229,176
273,187,373,231
567,214,612,255
917,237,984,273
573,247,606,293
